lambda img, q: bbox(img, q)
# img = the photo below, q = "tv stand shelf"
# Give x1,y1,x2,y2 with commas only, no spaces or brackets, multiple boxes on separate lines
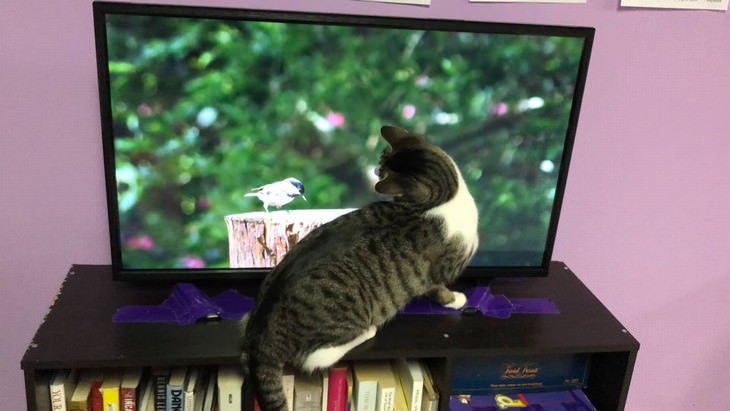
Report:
21,261,638,411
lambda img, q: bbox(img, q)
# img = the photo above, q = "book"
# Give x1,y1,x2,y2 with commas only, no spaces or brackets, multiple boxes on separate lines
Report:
392,360,422,411
166,367,188,411
191,369,212,411
90,372,105,411
137,377,155,411
346,367,354,411
282,370,296,411
121,368,145,411
34,373,52,411
50,369,78,411
393,380,408,411
420,365,438,411
184,367,201,411
294,372,323,411
321,370,329,411
327,365,349,411
217,365,244,411
201,370,217,411
353,361,396,411
352,362,376,411
101,370,124,411
69,370,104,411
151,368,170,411
374,363,396,411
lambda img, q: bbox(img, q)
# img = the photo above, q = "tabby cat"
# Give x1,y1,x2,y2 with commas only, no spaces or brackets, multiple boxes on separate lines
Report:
241,125,479,411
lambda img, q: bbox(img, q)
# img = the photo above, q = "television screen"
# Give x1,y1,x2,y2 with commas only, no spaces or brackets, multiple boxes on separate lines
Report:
93,2,593,281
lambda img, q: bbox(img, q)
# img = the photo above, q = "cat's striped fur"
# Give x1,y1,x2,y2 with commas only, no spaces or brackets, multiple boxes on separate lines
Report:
241,125,479,411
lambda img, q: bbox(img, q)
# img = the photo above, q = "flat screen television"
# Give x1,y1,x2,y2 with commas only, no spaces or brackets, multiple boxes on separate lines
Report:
93,1,594,282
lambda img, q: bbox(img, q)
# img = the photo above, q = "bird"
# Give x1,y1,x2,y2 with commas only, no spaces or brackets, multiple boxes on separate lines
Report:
245,177,307,212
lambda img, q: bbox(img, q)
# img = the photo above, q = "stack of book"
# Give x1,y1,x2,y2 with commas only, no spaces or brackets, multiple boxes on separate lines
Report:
39,365,236,411
38,359,438,411
257,359,438,411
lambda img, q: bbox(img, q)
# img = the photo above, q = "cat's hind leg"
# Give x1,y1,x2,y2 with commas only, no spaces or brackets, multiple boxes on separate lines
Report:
301,325,377,372
428,285,467,310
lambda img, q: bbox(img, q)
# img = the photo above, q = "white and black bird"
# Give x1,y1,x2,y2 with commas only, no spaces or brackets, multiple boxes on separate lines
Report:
245,177,307,212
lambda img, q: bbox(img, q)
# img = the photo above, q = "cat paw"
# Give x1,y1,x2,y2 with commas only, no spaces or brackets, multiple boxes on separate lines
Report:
444,291,467,310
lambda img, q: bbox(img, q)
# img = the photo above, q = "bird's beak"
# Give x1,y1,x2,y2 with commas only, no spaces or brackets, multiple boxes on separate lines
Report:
302,195,307,201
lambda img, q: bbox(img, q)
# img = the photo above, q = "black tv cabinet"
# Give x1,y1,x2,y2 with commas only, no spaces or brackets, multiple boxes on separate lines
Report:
21,261,638,411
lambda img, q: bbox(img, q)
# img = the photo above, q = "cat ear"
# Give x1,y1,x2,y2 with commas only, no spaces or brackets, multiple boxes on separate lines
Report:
374,174,404,197
380,125,410,148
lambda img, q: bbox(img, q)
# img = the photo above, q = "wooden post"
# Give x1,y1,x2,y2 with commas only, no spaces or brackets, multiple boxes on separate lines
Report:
224,209,355,268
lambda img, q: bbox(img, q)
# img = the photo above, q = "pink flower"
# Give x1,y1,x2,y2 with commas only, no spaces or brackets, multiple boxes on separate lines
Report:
137,103,153,117
326,112,346,128
126,235,154,251
402,104,416,120
491,102,509,117
181,256,206,269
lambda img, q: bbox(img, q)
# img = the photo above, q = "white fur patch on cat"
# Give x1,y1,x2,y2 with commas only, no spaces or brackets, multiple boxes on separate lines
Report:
301,326,377,372
425,159,479,255
444,291,467,310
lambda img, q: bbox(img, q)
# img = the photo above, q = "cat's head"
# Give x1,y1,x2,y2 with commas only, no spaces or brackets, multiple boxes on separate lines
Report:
374,125,460,206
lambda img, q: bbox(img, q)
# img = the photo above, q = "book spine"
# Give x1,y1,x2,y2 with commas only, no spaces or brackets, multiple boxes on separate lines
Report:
379,387,394,411
410,387,422,411
166,385,184,411
102,387,120,411
327,368,348,411
154,376,167,411
403,361,423,411
283,374,295,411
121,387,137,411
50,383,67,411
294,374,322,411
184,390,194,411
321,371,329,411
90,381,103,411
354,382,376,411
35,374,52,411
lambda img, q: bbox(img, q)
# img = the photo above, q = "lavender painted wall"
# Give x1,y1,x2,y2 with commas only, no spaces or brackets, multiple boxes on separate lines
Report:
1,0,728,409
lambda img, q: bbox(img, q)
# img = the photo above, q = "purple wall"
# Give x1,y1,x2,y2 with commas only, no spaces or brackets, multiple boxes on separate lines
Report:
1,1,728,409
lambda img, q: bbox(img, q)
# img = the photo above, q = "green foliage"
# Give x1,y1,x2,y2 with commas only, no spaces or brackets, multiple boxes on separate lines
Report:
106,15,584,269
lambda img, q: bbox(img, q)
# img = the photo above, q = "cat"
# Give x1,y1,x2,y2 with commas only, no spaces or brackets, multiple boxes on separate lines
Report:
241,125,479,411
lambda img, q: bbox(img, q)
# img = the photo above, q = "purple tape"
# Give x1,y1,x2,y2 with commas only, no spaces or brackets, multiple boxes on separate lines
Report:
400,287,559,319
113,285,556,325
112,284,255,325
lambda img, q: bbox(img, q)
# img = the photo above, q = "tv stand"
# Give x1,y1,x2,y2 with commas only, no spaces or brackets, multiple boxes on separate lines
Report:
21,261,638,410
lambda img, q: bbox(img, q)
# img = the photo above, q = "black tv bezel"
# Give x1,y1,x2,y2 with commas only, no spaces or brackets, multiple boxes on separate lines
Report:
93,1,594,282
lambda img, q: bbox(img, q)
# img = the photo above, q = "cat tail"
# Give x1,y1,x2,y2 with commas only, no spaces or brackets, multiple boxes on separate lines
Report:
251,356,288,411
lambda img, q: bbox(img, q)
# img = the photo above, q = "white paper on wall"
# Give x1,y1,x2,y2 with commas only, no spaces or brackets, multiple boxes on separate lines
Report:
357,0,431,5
470,0,586,3
620,0,728,10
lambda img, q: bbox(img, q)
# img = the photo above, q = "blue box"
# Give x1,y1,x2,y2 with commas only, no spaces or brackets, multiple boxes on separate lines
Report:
449,389,597,411
451,354,590,394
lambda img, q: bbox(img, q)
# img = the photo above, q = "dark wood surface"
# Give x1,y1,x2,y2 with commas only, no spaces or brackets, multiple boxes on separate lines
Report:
21,261,638,369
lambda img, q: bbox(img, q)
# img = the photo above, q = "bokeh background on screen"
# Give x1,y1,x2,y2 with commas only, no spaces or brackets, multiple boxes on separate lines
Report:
106,15,583,270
